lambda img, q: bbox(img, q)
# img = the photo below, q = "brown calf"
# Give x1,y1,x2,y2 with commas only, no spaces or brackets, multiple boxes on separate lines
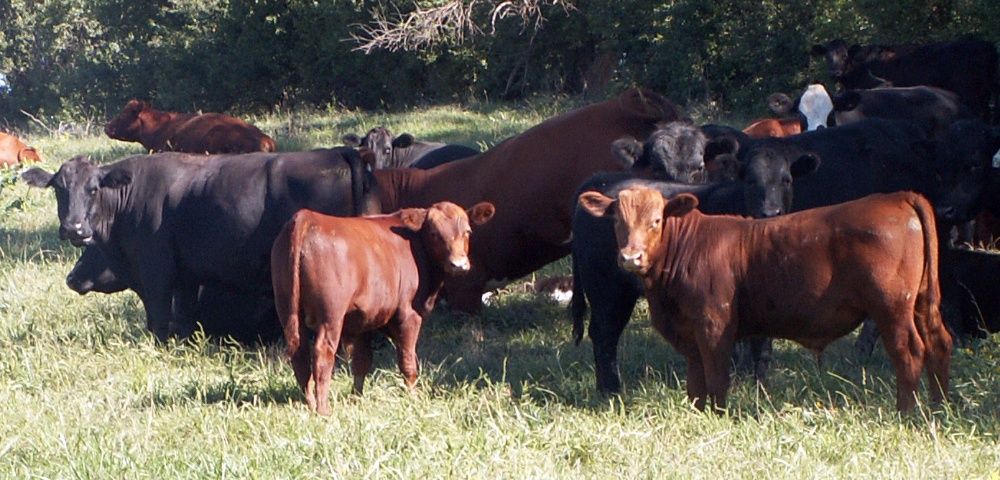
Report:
271,201,495,415
579,188,951,411
0,132,41,166
105,99,276,154
742,118,802,139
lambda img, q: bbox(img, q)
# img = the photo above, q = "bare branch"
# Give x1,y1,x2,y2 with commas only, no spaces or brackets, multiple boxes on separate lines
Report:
351,0,575,54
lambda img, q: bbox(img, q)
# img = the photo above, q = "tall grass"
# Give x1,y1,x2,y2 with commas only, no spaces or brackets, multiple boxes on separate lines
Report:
0,103,998,478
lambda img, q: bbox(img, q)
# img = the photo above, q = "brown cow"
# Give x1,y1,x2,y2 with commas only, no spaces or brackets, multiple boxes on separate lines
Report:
271,201,496,415
104,99,276,154
373,87,679,312
0,132,41,166
579,188,951,412
741,118,802,139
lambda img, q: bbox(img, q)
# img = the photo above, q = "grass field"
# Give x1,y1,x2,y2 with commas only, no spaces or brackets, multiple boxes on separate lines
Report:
1,101,998,478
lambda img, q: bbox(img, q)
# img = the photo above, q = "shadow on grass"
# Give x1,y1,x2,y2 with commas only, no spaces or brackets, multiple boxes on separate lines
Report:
0,224,78,263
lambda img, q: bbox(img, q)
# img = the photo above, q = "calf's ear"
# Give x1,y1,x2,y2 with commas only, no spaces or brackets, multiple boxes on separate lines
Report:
342,134,361,147
664,193,698,217
791,153,821,178
392,134,415,149
21,167,53,187
767,93,795,115
400,208,428,231
578,191,616,218
611,137,644,169
468,202,496,226
19,147,41,163
100,168,132,189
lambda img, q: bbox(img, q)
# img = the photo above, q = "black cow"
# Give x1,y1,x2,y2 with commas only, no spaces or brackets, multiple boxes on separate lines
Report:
832,87,973,138
23,149,376,341
927,119,1000,225
66,245,281,344
571,149,820,393
810,37,1000,120
343,126,480,169
940,246,1000,337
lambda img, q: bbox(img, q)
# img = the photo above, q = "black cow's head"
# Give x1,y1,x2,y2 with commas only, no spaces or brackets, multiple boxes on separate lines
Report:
739,145,821,218
612,122,708,183
343,126,417,169
21,156,132,246
926,120,1000,223
66,245,129,295
811,39,852,79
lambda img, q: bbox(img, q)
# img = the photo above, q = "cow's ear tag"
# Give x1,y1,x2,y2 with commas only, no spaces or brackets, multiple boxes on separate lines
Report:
992,148,1000,169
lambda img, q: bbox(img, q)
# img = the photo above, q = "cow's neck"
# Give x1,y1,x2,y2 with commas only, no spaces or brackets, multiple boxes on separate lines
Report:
645,212,712,290
93,182,133,243
376,159,482,211
138,110,181,148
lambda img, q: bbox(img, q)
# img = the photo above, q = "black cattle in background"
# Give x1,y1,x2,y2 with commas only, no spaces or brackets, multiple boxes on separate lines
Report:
23,149,376,341
343,126,480,169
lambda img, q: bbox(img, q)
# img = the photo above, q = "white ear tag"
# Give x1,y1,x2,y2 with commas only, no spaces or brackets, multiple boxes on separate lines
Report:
992,148,1000,169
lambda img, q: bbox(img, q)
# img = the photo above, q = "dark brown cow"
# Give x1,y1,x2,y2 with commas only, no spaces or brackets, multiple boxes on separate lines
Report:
579,188,951,411
373,87,679,312
742,118,803,139
271,201,495,415
105,99,276,154
0,132,41,166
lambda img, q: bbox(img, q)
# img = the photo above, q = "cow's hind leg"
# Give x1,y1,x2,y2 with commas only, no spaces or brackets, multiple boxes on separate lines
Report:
874,308,925,412
349,333,374,395
915,295,952,404
588,279,641,394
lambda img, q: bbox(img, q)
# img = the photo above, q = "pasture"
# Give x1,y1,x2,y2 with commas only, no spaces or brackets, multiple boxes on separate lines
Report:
1,102,998,478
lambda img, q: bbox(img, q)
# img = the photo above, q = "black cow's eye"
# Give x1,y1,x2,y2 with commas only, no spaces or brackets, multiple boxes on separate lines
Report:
87,187,98,195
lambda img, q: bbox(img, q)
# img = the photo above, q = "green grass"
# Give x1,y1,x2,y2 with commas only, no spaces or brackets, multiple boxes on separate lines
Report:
1,103,999,478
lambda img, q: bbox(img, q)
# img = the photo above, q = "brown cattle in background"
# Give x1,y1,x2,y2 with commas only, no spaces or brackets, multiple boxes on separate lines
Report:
0,132,41,166
105,99,276,154
742,118,802,139
580,188,951,412
373,87,680,312
271,201,495,415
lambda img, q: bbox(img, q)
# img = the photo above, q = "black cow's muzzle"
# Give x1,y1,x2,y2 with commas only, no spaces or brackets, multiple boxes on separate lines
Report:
60,224,95,246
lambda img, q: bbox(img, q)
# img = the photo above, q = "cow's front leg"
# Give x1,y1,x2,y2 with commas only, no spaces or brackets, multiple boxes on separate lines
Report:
170,283,199,338
387,311,424,390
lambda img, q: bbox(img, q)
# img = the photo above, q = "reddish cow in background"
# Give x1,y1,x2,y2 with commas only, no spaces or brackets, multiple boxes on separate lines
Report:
0,132,41,166
742,118,803,139
105,99,276,154
580,188,951,412
373,87,680,312
271,201,495,415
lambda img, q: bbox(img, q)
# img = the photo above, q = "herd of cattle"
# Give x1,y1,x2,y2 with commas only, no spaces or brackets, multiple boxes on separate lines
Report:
6,36,1000,415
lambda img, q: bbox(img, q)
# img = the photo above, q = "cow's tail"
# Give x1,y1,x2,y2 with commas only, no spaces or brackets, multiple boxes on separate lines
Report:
261,135,277,153
282,214,309,358
571,254,588,346
911,192,943,339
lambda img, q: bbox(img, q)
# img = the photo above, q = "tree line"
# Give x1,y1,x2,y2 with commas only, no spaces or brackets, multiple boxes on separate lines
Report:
1,0,997,125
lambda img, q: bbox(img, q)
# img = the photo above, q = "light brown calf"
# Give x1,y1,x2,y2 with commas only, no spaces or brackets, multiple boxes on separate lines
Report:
271,201,495,415
580,188,951,411
0,132,41,166
742,118,802,139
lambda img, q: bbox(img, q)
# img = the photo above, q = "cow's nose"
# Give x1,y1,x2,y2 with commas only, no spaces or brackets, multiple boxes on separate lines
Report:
620,251,644,269
761,208,782,218
450,257,470,272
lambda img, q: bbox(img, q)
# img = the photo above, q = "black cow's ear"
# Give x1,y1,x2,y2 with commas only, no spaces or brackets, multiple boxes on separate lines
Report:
342,134,361,147
21,167,53,188
578,191,616,218
810,44,826,56
100,168,132,189
468,202,496,226
705,153,740,182
399,208,428,231
768,93,795,115
611,137,644,169
664,193,698,217
832,91,861,111
791,153,821,178
392,134,415,149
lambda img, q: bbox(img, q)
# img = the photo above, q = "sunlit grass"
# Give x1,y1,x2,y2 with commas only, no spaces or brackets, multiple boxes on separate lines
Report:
0,103,998,477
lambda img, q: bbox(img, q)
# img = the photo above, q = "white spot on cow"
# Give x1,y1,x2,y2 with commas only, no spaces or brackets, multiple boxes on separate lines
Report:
799,84,834,131
481,291,495,305
549,288,573,305
908,217,921,231
992,148,1000,169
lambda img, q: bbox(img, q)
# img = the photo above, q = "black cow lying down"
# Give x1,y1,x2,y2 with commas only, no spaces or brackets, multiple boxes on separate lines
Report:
23,149,376,341
344,126,480,169
66,245,281,344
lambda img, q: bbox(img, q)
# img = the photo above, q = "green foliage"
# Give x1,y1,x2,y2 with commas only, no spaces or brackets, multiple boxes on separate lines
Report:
0,1,998,122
